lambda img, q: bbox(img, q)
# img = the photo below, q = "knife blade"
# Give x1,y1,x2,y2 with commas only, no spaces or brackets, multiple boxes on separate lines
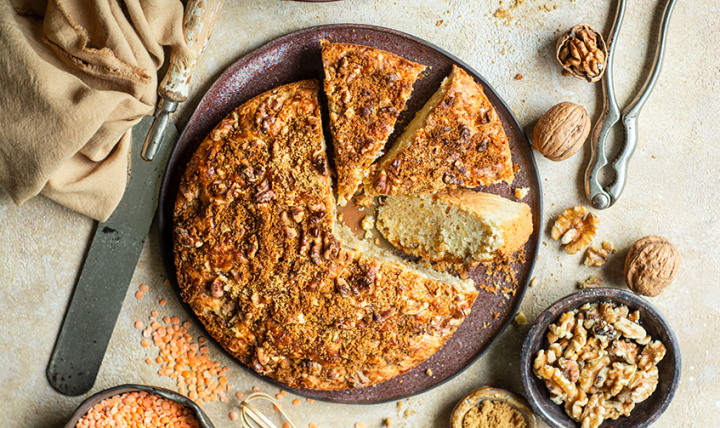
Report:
46,116,176,396
46,0,225,396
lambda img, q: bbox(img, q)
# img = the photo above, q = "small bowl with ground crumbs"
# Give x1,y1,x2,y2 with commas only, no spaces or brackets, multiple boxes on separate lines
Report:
520,289,681,428
64,384,215,428
450,387,537,428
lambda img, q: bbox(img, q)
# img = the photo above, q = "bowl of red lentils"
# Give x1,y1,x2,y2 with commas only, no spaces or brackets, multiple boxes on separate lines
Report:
65,384,215,428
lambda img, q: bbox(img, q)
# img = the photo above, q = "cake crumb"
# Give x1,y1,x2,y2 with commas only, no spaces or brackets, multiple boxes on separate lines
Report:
514,311,527,325
384,417,393,427
425,369,433,376
529,277,537,287
163,279,170,286
514,74,523,80
436,19,443,26
361,215,375,231
514,187,529,199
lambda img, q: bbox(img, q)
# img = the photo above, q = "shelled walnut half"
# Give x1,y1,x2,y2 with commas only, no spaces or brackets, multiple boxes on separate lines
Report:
551,206,599,254
556,25,608,83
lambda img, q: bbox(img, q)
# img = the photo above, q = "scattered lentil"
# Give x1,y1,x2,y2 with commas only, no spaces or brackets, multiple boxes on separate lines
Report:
160,299,167,306
134,321,143,329
235,392,244,399
229,411,238,421
292,399,301,406
306,398,314,403
135,291,144,300
139,284,149,293
355,423,365,428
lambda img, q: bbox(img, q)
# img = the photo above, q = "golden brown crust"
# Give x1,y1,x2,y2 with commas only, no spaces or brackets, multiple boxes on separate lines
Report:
173,80,477,390
321,40,426,205
368,65,514,196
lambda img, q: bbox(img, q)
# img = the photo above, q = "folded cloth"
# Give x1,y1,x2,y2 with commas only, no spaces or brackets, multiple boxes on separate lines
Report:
0,0,191,221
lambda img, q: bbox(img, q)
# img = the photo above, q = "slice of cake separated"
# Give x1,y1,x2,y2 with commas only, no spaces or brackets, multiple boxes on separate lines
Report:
376,189,533,265
173,80,477,391
367,65,514,196
321,40,426,206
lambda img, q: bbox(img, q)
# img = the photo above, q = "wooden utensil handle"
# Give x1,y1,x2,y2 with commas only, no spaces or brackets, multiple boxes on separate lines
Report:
158,0,225,102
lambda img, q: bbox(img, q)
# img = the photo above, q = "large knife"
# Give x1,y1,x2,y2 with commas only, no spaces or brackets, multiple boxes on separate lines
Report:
47,0,225,396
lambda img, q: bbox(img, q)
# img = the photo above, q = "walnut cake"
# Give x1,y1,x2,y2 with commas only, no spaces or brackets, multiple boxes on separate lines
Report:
367,65,514,196
173,80,478,390
321,40,426,206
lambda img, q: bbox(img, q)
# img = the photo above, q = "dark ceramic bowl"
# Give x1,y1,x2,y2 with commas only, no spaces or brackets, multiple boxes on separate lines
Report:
63,384,215,428
519,289,681,428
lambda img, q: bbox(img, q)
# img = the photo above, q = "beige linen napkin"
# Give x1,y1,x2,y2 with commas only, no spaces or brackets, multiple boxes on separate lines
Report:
0,0,192,221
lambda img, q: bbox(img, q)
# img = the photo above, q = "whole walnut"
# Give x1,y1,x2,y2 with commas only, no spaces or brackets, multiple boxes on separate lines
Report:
533,102,591,161
624,236,681,297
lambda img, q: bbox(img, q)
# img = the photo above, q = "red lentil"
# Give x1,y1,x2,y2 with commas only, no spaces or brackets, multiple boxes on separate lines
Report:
135,291,144,300
75,391,200,428
139,284,149,293
229,412,238,421
160,299,167,306
292,399,301,406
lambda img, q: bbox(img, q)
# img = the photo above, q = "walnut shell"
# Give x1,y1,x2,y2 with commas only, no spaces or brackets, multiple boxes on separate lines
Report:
533,102,591,161
624,236,681,297
556,25,608,83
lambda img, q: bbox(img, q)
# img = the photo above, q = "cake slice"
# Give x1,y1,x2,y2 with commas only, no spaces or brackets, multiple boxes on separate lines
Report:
173,80,477,391
321,40,426,206
367,65,514,196
376,189,533,265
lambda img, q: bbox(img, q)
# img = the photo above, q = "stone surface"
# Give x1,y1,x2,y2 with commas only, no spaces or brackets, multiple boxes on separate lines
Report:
1,1,719,427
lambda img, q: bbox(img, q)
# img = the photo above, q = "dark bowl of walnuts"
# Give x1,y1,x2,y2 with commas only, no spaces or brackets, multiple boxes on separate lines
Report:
519,289,681,428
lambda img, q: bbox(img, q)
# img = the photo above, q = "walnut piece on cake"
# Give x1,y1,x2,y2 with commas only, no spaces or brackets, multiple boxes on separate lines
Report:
321,40,426,206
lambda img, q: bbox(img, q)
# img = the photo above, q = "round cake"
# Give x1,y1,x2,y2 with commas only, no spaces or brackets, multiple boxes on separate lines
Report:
173,79,478,390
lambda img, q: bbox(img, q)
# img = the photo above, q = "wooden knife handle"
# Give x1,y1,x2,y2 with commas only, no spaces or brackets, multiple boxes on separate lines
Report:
158,0,225,103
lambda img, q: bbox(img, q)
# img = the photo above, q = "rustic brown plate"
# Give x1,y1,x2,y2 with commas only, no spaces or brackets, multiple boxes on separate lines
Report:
519,289,681,428
157,24,542,404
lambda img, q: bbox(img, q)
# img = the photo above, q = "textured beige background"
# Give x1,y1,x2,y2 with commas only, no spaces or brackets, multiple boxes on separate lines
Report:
1,1,719,427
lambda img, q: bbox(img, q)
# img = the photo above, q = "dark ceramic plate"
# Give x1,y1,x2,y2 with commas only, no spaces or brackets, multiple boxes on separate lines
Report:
63,384,215,428
157,24,542,404
519,289,681,428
